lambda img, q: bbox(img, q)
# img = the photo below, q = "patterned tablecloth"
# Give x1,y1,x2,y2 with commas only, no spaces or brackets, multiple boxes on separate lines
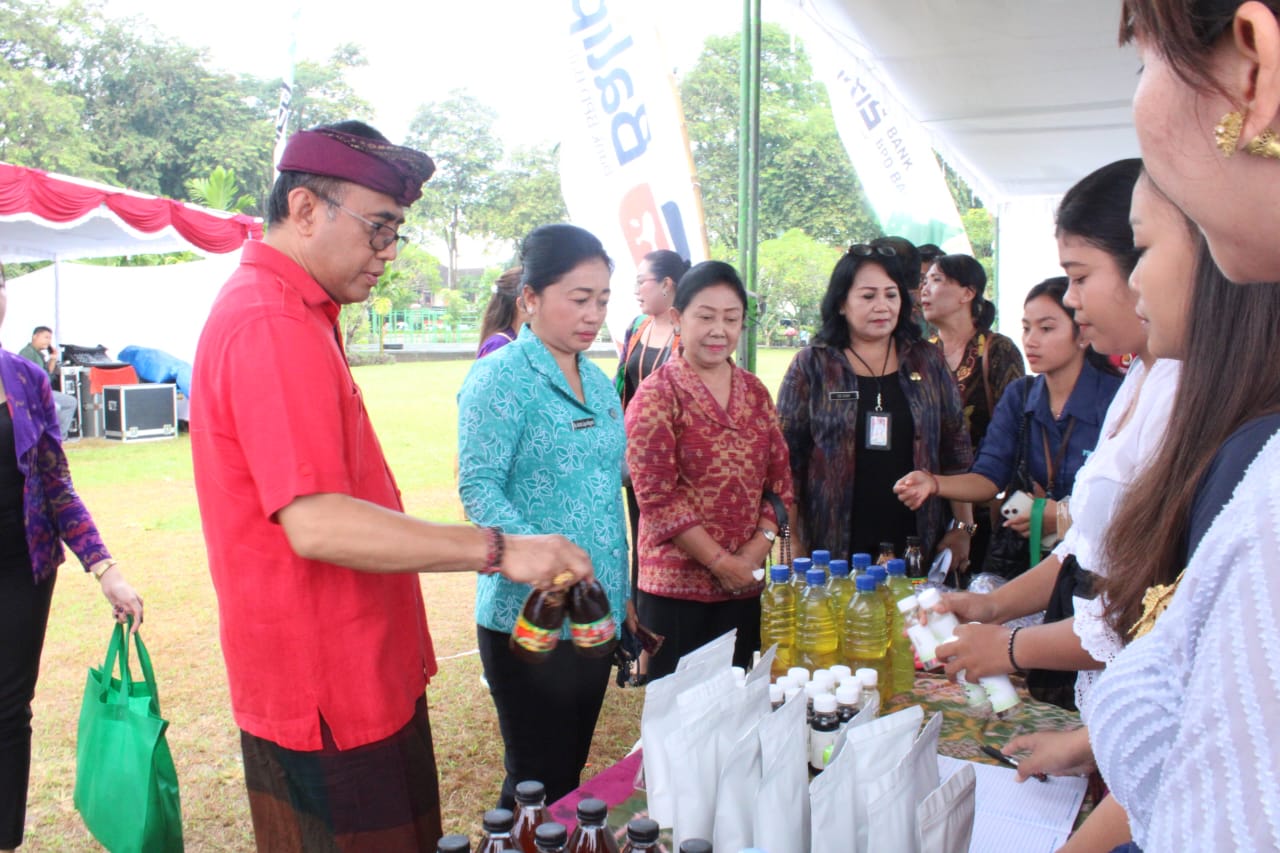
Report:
550,672,1089,842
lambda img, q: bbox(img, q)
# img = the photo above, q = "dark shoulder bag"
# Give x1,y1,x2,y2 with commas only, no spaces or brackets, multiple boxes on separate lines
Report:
981,377,1035,579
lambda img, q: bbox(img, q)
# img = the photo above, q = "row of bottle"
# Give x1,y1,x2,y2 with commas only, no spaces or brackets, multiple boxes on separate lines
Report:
769,664,881,773
759,555,918,696
445,781,715,853
508,579,618,664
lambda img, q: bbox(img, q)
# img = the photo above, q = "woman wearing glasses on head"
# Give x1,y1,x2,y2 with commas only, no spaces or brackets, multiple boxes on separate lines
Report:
777,238,975,571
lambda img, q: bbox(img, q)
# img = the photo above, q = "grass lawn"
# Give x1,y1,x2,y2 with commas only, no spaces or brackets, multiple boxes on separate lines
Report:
27,347,802,851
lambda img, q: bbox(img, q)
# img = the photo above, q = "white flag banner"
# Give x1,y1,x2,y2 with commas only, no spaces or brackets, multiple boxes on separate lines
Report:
783,0,970,253
547,0,709,344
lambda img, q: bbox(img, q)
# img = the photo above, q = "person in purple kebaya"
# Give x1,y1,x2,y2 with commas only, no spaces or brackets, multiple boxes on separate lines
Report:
0,260,144,853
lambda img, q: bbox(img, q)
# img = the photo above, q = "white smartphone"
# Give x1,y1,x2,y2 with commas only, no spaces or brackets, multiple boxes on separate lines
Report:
1001,490,1033,520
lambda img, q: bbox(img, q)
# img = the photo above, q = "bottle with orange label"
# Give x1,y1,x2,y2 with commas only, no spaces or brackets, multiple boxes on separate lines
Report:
510,588,568,664
568,579,618,657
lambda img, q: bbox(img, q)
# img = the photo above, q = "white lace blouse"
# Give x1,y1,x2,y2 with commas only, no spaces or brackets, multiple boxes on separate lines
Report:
1049,359,1178,713
1089,431,1280,850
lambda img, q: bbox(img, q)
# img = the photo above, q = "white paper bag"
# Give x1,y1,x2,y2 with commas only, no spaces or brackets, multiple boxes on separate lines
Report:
753,691,810,853
672,684,737,847
641,656,727,826
917,763,976,853
713,716,763,853
809,723,857,853
862,712,943,853
843,705,924,852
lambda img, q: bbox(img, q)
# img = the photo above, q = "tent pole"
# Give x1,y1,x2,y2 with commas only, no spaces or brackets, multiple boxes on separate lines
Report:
737,0,762,372
53,257,63,347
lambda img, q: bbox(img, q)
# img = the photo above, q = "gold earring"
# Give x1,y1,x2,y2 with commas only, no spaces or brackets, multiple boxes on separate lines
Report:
1215,111,1244,156
1246,128,1280,159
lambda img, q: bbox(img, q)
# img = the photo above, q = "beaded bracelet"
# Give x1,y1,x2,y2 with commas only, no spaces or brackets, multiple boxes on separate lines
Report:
1007,626,1025,671
480,526,505,575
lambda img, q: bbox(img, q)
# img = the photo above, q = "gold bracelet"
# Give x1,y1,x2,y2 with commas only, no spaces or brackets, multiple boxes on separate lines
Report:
92,560,118,581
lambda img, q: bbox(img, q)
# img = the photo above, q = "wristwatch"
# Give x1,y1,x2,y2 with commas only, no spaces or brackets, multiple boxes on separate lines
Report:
949,520,978,536
756,527,777,543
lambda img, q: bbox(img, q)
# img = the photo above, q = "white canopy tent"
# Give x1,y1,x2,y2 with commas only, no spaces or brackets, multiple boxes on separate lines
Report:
786,0,1140,331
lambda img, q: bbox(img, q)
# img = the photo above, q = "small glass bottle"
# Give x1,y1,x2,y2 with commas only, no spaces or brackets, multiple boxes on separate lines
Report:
620,818,660,853
876,541,896,565
567,798,619,853
535,823,569,853
510,588,567,664
855,667,880,711
436,835,471,853
568,579,618,657
769,682,785,711
477,809,523,853
512,780,548,852
809,693,841,772
904,536,925,588
834,684,859,727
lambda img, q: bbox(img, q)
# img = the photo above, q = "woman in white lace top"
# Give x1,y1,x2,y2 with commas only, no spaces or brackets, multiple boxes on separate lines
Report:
1081,1,1280,849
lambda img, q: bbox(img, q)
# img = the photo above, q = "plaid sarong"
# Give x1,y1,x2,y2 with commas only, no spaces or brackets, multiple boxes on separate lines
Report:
240,697,443,852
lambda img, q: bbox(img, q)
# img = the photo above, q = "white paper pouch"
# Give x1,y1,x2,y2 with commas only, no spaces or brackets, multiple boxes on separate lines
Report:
676,628,737,672
671,681,738,848
843,704,924,852
808,721,857,853
916,762,976,853
861,712,943,853
641,657,727,826
753,691,809,853
713,715,763,853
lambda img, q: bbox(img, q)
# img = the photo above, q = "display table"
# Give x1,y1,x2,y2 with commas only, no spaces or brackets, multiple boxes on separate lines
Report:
550,672,1088,837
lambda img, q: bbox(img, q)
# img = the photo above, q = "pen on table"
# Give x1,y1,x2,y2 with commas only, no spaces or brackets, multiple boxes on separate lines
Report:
981,744,1048,782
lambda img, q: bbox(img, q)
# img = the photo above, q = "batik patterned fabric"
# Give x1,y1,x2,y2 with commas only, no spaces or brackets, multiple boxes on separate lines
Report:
458,326,628,635
777,339,972,562
929,331,1025,450
625,356,793,602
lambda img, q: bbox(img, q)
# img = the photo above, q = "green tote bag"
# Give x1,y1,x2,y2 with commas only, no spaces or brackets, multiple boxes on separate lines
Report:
74,623,184,853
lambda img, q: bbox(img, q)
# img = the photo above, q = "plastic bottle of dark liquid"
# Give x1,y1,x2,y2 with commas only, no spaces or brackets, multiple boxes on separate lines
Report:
567,579,618,657
876,541,896,565
477,808,525,852
534,822,569,853
436,835,470,853
510,588,567,664
566,798,619,853
619,818,660,852
679,840,712,853
512,780,549,852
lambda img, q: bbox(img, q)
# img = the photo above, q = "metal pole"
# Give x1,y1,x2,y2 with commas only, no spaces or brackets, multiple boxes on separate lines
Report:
737,0,762,372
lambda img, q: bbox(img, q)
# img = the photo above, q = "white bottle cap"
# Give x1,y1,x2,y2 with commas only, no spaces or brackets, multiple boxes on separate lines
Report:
835,685,860,706
787,666,811,685
829,664,853,681
855,668,878,688
804,681,829,699
897,595,920,614
768,683,785,704
731,666,746,681
784,686,803,703
813,693,838,714
811,669,836,689
917,587,942,609
774,675,796,691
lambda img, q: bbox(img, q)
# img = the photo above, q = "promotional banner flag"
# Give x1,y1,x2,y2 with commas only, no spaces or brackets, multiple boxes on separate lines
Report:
548,0,709,344
784,0,970,253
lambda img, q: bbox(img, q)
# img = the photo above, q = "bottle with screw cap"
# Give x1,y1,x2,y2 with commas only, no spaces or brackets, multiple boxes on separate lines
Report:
791,556,813,590
809,693,841,772
477,808,523,853
567,798,619,853
898,595,940,669
876,541,896,565
568,579,618,658
904,536,925,587
534,823,568,853
851,552,873,578
620,818,660,852
811,548,831,581
678,841,712,853
797,568,840,669
436,835,471,853
826,558,854,618
512,780,549,852
834,684,860,727
855,667,880,711
510,588,567,664
761,565,796,677
885,559,916,694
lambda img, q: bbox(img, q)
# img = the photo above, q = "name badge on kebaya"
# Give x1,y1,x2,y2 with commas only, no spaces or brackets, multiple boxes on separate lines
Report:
828,390,859,402
572,417,596,431
866,411,892,450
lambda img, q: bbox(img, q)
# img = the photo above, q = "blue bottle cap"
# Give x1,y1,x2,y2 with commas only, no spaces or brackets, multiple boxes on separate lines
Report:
886,558,906,576
868,566,888,584
851,552,872,569
855,574,878,591
811,549,831,565
806,568,826,585
829,559,850,577
792,557,812,576
770,564,791,583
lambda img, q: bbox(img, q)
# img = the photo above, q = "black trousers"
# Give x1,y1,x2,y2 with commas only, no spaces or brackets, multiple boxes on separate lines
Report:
636,591,761,681
0,559,56,849
476,625,612,810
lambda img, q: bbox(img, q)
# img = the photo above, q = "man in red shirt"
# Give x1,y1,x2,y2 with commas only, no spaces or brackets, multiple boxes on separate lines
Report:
191,121,593,852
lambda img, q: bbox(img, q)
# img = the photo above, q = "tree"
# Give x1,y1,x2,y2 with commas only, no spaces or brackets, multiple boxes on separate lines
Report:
474,144,569,247
0,63,105,177
404,91,503,289
185,166,255,213
962,206,997,291
281,44,374,135
680,24,878,250
755,229,841,342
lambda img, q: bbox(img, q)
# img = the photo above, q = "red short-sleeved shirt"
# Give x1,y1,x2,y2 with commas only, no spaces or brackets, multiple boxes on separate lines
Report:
191,240,436,751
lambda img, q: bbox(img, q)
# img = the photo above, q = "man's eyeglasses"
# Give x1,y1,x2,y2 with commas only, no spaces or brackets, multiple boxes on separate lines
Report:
316,194,408,252
847,243,897,258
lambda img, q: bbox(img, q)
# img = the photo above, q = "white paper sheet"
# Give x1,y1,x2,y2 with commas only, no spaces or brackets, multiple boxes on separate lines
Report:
936,756,1087,852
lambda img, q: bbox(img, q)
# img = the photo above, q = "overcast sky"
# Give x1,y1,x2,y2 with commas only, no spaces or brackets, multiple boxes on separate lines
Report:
83,0,782,149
